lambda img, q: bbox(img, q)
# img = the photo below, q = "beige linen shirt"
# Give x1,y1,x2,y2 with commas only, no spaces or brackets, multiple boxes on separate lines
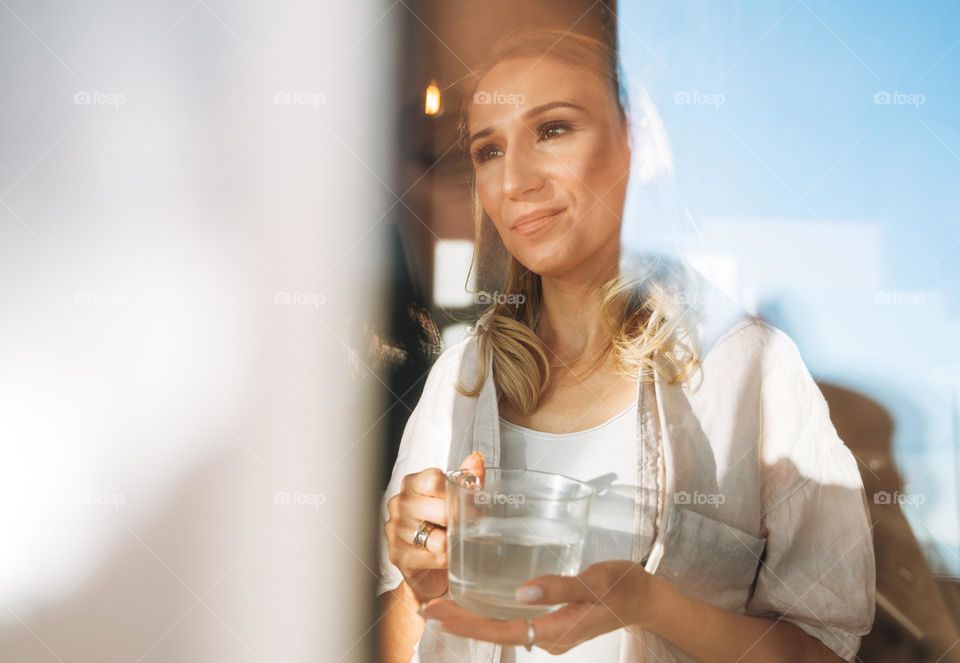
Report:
377,310,876,662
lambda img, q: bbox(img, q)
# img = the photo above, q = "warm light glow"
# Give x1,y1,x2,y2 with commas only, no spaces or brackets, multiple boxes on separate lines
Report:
424,79,441,116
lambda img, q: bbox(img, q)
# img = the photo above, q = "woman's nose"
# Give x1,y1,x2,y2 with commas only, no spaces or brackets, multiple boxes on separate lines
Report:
501,146,545,200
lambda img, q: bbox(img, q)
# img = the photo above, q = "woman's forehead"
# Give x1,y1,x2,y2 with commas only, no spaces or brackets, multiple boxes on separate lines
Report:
469,58,606,129
476,56,601,102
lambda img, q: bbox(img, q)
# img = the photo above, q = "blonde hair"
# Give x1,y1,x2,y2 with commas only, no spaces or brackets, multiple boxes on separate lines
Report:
455,27,701,415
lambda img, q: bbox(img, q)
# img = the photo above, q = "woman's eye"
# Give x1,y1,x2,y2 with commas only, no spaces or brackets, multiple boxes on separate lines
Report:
472,145,501,165
471,122,572,165
539,121,572,140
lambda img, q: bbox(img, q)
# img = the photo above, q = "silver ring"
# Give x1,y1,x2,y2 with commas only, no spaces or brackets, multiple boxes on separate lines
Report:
412,521,434,549
524,618,536,651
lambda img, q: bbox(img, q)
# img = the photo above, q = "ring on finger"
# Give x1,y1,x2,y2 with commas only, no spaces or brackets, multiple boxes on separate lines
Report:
412,520,435,549
524,618,537,651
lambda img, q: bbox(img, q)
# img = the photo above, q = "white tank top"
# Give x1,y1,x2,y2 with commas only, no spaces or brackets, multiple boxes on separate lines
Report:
498,400,649,662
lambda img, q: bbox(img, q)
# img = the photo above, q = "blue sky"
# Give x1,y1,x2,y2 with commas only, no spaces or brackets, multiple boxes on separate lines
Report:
618,0,960,570
619,0,959,292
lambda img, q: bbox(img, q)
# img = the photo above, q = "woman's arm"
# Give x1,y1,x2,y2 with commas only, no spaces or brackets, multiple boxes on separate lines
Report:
377,580,424,663
642,572,844,663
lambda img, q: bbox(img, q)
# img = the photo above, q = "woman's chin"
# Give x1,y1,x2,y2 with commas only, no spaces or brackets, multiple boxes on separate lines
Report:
515,253,572,278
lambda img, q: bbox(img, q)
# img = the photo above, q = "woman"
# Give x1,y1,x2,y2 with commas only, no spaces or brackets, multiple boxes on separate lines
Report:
377,28,875,662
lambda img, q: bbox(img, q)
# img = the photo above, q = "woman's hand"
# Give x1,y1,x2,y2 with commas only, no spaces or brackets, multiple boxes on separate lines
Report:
384,451,485,603
421,559,846,663
419,560,655,654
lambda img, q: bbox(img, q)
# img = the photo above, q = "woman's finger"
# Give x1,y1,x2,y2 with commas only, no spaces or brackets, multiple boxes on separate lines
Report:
420,598,611,654
419,599,598,649
458,451,485,479
396,521,447,555
420,598,529,646
402,468,446,498
514,575,597,605
396,492,447,527
515,573,603,605
517,561,638,605
521,602,611,653
397,542,447,570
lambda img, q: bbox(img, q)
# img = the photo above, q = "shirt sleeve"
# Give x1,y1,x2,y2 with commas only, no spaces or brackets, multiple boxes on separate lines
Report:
375,343,462,597
744,327,876,662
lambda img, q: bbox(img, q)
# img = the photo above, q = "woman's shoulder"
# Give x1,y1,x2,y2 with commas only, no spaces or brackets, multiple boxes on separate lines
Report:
390,332,483,476
703,318,863,498
704,317,838,422
698,314,807,373
697,318,828,426
696,314,777,367
427,330,479,381
413,328,485,408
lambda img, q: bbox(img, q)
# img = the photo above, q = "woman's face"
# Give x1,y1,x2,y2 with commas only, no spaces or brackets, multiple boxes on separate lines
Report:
467,56,631,280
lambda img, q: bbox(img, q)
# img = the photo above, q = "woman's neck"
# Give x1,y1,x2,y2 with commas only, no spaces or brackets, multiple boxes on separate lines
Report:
536,259,621,367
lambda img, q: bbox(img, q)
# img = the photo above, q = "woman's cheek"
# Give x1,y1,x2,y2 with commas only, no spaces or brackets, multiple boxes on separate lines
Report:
474,180,503,229
551,140,604,188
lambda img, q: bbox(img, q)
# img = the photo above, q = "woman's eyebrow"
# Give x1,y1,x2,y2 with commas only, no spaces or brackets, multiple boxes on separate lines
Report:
468,100,587,146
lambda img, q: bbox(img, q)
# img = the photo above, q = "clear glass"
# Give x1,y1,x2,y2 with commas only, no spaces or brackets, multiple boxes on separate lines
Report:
445,467,596,619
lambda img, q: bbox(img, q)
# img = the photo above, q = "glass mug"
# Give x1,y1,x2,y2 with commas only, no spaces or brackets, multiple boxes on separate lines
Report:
444,467,597,619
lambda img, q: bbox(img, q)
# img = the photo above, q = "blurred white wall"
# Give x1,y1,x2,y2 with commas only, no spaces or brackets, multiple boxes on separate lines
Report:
0,1,394,660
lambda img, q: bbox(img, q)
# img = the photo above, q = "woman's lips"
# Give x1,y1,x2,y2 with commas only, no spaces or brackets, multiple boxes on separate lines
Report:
511,209,564,236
